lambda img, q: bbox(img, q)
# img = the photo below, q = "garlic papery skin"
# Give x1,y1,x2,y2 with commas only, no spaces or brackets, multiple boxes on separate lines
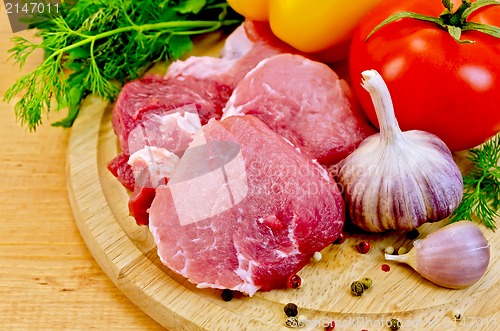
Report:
337,70,463,232
385,221,490,289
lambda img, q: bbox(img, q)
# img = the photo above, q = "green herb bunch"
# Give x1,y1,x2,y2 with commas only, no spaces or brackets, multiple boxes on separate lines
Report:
4,0,242,129
450,135,499,230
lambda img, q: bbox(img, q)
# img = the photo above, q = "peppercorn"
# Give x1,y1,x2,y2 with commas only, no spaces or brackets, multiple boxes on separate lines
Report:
287,274,302,289
312,251,322,262
284,303,298,317
221,289,233,302
285,316,298,328
406,229,420,240
452,310,463,321
384,246,395,255
350,281,364,296
387,318,401,330
397,247,408,255
360,277,373,289
358,241,370,254
333,232,345,244
297,315,307,327
324,320,335,330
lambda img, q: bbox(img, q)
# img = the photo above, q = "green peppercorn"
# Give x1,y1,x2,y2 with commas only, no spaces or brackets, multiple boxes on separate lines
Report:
387,318,401,330
286,316,298,328
284,303,298,317
360,277,373,289
350,281,364,296
397,247,408,255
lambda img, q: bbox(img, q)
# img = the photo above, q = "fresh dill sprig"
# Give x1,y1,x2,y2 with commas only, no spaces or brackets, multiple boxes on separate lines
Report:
4,0,242,129
450,135,500,230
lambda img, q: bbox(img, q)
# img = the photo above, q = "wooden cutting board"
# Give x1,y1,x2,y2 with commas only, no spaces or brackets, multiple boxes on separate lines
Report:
66,94,499,331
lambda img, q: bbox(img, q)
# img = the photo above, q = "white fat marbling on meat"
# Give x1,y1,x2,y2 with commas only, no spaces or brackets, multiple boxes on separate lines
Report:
172,111,202,133
166,57,235,79
221,93,243,119
221,25,254,60
233,239,260,297
275,250,289,258
222,57,276,119
128,147,180,187
127,109,201,154
166,24,255,80
262,82,278,95
287,214,301,254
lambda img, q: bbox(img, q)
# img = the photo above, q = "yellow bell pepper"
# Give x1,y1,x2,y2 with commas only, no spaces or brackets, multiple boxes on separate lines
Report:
227,0,385,54
226,0,270,21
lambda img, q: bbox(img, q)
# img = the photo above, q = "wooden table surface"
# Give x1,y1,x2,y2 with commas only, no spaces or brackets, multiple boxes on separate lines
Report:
1,7,498,331
0,10,165,331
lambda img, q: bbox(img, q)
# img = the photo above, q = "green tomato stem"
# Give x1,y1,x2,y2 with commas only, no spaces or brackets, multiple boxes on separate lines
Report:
366,0,500,43
447,0,471,26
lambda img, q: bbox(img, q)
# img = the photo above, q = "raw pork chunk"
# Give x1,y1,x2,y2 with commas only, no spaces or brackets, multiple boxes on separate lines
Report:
149,115,345,296
223,54,376,165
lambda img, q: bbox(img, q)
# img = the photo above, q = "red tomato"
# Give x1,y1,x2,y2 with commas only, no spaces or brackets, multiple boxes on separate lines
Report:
349,0,500,151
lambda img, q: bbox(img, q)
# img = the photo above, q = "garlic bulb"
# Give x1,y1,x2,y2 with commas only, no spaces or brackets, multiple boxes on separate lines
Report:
337,70,463,232
385,221,490,288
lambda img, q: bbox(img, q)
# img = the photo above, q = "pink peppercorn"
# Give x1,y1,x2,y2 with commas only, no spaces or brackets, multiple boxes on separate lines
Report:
358,241,370,254
324,320,335,330
287,274,302,289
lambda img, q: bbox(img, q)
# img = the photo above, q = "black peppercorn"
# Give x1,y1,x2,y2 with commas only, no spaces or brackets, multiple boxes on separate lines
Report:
221,289,233,302
387,318,401,330
350,281,364,296
333,232,345,244
284,303,298,317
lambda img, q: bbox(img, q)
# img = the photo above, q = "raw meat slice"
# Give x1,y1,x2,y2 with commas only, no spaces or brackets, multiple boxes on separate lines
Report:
223,53,376,165
149,115,345,296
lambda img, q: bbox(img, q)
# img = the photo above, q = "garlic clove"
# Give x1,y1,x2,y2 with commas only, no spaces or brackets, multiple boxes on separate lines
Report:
385,221,490,289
